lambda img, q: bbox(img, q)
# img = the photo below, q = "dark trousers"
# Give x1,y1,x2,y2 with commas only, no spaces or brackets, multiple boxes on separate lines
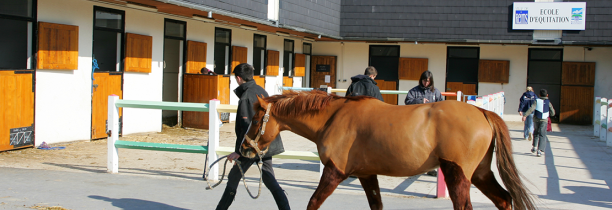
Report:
532,119,548,151
216,156,290,210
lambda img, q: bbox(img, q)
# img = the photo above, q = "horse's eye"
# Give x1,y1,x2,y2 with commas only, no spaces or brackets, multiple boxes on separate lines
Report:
253,120,259,124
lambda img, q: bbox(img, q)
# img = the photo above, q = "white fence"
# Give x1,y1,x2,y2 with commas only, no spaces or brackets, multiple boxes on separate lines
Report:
593,97,612,147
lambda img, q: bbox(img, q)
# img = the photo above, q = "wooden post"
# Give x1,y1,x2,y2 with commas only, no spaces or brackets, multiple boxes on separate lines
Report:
595,97,601,137
107,95,120,173
601,98,608,142
208,99,220,181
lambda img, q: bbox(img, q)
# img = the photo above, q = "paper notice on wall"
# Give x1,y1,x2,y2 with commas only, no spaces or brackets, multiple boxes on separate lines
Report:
325,75,330,83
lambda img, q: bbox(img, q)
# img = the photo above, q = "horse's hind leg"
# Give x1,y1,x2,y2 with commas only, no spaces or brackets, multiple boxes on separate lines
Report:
440,159,473,210
307,160,347,210
471,145,512,209
359,175,382,210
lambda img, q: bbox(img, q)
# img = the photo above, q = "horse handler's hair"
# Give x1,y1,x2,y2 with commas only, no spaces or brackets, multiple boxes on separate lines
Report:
419,70,435,92
364,66,378,76
233,63,254,81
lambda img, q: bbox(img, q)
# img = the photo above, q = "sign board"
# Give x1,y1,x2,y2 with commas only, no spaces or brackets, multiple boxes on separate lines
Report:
10,126,33,148
324,75,331,83
316,64,330,72
512,2,586,30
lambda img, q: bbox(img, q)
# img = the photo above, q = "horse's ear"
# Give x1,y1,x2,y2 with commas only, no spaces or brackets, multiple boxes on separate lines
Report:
257,95,269,109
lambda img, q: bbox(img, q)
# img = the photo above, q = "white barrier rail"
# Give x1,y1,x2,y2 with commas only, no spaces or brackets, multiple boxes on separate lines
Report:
592,97,611,147
107,96,323,181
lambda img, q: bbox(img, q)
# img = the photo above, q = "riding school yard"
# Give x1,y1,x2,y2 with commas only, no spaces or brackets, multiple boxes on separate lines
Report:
0,121,611,210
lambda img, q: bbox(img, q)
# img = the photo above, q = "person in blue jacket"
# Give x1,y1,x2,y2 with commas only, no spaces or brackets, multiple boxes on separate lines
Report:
518,86,537,141
404,70,443,176
404,71,443,105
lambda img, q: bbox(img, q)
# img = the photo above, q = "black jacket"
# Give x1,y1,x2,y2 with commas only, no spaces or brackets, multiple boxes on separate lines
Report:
234,80,284,158
345,75,384,101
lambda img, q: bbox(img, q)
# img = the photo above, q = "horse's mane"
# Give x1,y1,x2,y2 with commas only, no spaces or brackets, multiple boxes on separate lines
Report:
260,90,371,117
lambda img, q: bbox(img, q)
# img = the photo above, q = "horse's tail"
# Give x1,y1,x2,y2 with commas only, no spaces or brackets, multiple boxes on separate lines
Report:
481,109,536,210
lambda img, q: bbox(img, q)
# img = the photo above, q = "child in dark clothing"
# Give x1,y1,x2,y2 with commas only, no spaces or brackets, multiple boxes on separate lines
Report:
522,89,556,157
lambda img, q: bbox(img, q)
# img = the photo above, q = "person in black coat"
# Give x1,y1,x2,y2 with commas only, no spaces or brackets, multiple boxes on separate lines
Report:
216,63,290,210
345,66,384,101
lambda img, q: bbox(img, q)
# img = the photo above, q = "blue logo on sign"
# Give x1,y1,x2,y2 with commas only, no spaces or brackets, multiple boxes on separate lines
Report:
515,9,528,24
571,8,583,24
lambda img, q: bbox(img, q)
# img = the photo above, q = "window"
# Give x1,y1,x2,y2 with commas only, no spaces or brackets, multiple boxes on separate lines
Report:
253,34,266,75
368,45,400,81
527,48,563,119
303,43,311,55
214,27,231,74
446,47,480,83
282,39,294,76
92,6,125,72
0,0,36,70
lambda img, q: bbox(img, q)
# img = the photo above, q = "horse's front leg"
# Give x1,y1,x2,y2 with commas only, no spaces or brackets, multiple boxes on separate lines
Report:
307,160,347,210
359,174,383,210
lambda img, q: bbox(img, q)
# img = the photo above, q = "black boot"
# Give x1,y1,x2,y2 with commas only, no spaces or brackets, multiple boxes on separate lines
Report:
216,189,236,210
271,190,291,210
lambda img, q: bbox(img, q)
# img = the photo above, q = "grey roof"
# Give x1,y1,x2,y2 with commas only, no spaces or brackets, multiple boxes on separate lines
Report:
279,0,342,37
176,0,612,45
181,0,268,20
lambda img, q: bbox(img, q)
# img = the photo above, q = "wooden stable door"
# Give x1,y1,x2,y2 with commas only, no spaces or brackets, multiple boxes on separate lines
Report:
310,56,336,88
0,71,35,151
183,74,230,129
254,76,265,89
559,62,595,124
446,82,476,101
92,72,123,139
283,76,293,87
375,80,397,105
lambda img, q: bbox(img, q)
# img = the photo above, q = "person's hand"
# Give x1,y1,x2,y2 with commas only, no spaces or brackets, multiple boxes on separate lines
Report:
522,116,526,122
519,112,523,117
227,152,241,164
423,98,429,103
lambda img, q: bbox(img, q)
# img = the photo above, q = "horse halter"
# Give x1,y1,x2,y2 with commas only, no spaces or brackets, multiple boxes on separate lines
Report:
244,103,273,159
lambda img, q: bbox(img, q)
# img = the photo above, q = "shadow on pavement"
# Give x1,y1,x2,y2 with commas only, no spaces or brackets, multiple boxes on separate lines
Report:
43,162,204,181
537,124,612,209
89,195,188,210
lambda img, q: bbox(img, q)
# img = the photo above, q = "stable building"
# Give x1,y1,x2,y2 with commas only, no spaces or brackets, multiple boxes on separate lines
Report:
1,0,611,151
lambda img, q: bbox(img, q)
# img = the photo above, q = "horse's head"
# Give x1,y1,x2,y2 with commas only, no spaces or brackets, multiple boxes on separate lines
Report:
239,96,283,159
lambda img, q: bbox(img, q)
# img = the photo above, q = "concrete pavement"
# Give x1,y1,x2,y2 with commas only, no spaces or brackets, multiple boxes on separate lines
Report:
1,121,611,209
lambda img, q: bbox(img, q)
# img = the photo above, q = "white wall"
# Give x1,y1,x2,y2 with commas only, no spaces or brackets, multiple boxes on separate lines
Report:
35,0,95,145
586,47,612,122
121,6,166,135
399,43,447,105
479,45,529,121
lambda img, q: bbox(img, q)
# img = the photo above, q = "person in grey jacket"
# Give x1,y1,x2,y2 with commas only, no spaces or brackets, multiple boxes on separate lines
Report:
404,71,443,105
216,63,290,210
404,70,443,176
522,89,555,157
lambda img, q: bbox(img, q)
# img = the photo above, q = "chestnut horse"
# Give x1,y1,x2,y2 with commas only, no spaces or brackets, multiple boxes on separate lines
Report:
239,91,535,210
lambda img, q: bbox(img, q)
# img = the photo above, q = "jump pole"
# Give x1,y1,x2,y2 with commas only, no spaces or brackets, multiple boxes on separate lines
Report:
601,98,608,142
107,95,120,173
208,99,221,181
436,91,462,198
608,102,612,147
595,97,601,137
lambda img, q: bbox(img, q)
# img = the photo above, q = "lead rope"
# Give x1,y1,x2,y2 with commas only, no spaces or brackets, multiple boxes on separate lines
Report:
202,103,271,198
203,155,265,199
